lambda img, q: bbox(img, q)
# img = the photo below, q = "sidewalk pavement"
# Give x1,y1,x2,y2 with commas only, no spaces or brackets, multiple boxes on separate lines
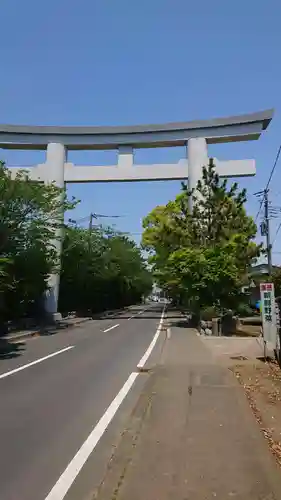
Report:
95,315,281,500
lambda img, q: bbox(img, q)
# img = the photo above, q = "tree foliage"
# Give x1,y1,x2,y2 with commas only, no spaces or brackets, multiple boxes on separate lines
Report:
272,267,281,297
253,266,281,299
142,160,260,313
59,225,152,314
0,161,73,322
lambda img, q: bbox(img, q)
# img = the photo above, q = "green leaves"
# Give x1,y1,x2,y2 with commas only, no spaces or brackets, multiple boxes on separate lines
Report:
0,161,74,321
142,159,259,312
59,226,152,314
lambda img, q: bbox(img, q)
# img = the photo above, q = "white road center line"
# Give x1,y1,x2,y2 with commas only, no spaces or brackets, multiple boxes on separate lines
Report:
128,310,144,320
138,306,149,315
137,307,165,369
0,346,74,380
44,371,139,500
128,305,152,320
103,323,119,333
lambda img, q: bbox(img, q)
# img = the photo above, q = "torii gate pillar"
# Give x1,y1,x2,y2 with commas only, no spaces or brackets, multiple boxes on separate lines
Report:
44,143,66,320
187,137,208,210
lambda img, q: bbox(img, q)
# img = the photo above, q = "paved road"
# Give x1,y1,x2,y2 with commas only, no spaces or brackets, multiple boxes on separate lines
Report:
0,303,165,500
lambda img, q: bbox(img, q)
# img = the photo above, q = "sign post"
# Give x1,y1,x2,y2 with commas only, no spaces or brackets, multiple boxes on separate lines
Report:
260,283,277,359
275,300,281,362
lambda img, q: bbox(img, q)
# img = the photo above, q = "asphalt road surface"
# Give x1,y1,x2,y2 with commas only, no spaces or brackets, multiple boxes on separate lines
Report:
0,303,165,500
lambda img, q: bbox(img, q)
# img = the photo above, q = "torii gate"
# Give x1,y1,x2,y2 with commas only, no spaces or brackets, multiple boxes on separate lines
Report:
0,109,273,320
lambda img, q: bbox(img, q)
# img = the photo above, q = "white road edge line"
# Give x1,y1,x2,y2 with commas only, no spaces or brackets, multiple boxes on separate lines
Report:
45,371,139,500
0,346,74,380
137,307,165,369
103,324,119,333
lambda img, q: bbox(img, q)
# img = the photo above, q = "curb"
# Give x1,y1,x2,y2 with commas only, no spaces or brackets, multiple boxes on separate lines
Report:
5,317,92,343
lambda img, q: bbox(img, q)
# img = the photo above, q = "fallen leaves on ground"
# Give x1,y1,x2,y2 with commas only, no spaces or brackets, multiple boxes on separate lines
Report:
233,360,281,467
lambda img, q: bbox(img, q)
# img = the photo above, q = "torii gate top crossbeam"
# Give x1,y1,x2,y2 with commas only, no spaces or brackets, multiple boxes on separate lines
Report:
0,109,273,150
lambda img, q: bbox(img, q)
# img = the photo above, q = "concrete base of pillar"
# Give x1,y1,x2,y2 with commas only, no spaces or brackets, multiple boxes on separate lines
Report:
46,311,62,323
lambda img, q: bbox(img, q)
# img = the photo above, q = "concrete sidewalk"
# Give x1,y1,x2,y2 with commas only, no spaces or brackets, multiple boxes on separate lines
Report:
95,322,281,499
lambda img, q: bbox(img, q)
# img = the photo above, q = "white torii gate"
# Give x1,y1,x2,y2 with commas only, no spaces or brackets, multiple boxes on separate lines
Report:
0,109,273,320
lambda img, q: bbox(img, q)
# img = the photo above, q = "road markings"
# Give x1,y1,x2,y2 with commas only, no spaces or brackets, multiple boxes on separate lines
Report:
138,306,151,315
128,305,152,320
137,307,165,369
128,309,145,320
45,305,165,499
0,346,74,380
103,323,119,333
45,371,139,500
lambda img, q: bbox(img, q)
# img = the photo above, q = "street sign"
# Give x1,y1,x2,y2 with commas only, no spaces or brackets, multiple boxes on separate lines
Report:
260,283,277,345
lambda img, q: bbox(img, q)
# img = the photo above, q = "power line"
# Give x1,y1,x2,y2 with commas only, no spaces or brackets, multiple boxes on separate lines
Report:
272,221,281,248
94,213,123,218
69,212,124,227
68,213,142,238
255,144,281,223
88,212,124,231
75,213,123,223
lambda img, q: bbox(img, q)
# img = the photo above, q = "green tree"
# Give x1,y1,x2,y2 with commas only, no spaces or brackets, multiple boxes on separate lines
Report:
59,225,152,314
0,161,74,326
272,266,281,297
142,160,260,313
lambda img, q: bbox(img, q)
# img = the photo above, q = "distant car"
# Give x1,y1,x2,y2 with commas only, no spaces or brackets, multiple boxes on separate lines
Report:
158,297,166,303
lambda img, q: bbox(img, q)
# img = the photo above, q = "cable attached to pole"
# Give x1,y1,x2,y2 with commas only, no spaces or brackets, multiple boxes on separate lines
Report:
255,144,281,223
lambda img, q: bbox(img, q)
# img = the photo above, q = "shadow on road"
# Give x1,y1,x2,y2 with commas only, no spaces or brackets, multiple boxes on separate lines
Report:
0,340,25,360
172,317,197,328
173,319,189,328
108,315,179,321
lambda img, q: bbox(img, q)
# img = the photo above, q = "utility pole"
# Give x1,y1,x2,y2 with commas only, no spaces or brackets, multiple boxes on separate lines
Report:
257,189,272,275
89,213,95,232
88,213,96,251
89,213,93,232
264,189,272,275
255,189,272,275
88,213,123,232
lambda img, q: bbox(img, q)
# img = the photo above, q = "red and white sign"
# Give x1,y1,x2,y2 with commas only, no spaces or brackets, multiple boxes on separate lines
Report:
260,282,277,345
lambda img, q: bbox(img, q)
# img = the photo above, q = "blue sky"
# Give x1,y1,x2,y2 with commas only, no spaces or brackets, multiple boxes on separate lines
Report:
1,0,281,261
